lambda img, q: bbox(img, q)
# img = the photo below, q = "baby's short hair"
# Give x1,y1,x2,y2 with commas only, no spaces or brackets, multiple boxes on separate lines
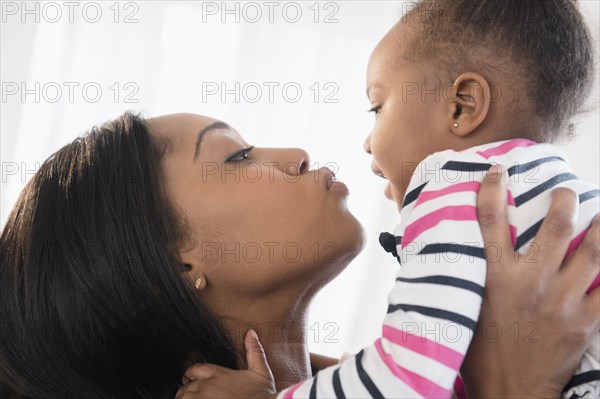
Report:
404,0,595,142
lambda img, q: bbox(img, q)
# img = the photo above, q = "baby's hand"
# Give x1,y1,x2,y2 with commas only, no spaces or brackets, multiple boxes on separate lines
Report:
175,330,277,399
309,352,338,371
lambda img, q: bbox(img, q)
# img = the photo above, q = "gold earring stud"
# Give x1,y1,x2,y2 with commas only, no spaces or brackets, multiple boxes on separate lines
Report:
194,277,203,290
453,122,459,129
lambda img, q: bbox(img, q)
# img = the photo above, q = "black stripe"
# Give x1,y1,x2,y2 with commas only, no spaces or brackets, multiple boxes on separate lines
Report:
563,370,600,393
309,372,318,399
580,189,600,204
387,304,476,331
507,156,565,176
516,219,544,250
419,243,485,260
402,182,428,208
396,275,484,297
567,391,591,399
442,161,491,172
515,189,597,250
332,368,346,398
355,350,384,398
514,173,578,207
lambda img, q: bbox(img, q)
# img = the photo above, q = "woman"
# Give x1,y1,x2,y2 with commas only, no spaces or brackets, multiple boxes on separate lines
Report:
1,112,598,398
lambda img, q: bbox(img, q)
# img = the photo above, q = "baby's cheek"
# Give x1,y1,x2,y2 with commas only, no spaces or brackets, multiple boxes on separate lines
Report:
384,155,412,188
372,142,397,173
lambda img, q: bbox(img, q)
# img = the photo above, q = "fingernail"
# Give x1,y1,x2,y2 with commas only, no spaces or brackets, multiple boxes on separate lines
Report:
249,329,258,340
487,163,507,183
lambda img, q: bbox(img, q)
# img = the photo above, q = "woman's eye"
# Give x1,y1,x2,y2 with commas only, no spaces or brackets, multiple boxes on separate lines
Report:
226,146,254,162
368,105,382,117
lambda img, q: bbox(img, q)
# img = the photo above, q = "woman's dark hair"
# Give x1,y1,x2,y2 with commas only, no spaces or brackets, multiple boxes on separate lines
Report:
0,112,238,398
405,0,595,141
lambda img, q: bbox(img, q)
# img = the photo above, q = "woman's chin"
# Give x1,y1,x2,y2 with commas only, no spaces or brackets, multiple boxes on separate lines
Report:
346,212,367,253
322,217,365,274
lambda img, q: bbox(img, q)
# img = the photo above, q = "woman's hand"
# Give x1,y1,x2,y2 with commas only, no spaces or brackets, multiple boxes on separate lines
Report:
175,330,277,399
461,165,600,398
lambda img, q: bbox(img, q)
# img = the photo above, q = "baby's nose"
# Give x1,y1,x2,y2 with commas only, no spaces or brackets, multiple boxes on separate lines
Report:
363,134,372,154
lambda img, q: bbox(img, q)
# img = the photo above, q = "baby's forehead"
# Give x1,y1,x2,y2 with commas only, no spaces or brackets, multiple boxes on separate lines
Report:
369,19,421,67
367,22,422,88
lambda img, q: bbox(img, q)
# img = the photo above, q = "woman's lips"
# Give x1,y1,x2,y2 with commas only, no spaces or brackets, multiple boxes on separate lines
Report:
329,180,349,194
323,167,349,195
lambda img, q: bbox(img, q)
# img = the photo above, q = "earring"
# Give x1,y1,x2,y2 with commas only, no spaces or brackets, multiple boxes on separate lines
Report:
194,277,204,290
452,122,459,129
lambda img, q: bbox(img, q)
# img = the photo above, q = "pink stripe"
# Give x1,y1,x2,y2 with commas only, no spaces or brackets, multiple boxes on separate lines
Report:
382,325,464,370
587,273,600,295
415,181,481,208
282,381,303,399
475,139,536,159
507,189,516,206
510,224,518,247
375,339,453,398
453,376,467,399
507,188,517,245
565,229,588,259
402,206,478,249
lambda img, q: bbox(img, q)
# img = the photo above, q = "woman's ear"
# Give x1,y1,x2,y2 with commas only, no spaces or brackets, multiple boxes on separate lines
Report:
179,258,209,291
448,72,491,137
178,248,207,288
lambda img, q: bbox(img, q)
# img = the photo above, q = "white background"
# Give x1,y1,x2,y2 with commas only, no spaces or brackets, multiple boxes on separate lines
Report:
1,0,599,357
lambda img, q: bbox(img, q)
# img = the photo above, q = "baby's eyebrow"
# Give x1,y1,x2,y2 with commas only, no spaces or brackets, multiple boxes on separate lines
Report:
193,121,232,162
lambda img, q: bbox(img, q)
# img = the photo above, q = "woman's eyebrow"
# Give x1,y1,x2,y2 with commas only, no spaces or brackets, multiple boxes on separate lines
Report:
193,121,232,161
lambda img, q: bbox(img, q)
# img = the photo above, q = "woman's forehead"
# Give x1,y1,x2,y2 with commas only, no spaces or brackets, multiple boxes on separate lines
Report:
146,113,246,164
146,113,218,140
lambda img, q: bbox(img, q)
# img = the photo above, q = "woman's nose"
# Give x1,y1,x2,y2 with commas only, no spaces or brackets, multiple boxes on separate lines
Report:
273,148,310,176
288,148,310,176
363,134,372,154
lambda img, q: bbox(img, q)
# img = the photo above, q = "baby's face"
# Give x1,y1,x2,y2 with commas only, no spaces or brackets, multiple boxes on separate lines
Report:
364,19,459,209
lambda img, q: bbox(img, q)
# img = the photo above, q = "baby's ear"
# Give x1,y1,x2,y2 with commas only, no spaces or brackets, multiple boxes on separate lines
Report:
448,72,491,137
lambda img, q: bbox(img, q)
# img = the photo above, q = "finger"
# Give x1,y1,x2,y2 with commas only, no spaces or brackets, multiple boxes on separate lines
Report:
526,187,578,272
562,213,600,295
182,363,224,384
175,381,199,398
583,287,600,332
244,329,275,382
477,164,513,268
310,352,339,370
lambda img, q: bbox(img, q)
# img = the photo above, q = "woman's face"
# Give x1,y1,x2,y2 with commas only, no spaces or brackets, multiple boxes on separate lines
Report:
146,113,364,308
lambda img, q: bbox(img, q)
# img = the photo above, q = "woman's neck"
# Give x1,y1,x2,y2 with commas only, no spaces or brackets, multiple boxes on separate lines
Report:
220,310,312,391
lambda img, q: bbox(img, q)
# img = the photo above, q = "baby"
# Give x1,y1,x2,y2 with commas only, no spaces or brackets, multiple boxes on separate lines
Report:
362,0,600,396
179,1,600,397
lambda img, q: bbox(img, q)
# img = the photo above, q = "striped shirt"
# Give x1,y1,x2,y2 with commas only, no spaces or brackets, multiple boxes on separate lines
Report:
278,139,600,399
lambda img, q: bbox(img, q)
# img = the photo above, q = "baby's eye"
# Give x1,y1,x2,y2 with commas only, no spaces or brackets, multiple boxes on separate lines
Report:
226,146,254,162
